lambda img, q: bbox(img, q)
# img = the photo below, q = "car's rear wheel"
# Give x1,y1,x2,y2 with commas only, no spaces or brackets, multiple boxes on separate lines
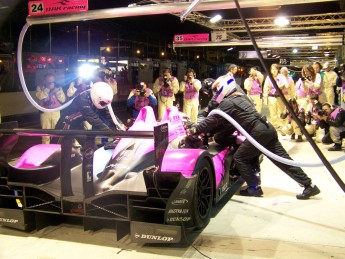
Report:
192,159,214,229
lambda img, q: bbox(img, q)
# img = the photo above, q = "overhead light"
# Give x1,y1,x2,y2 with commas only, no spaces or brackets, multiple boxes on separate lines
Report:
312,45,318,50
292,49,298,53
227,47,233,51
274,17,290,27
210,14,222,23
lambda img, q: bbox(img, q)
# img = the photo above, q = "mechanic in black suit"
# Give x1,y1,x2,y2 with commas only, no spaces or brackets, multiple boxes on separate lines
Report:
190,75,320,200
54,82,125,145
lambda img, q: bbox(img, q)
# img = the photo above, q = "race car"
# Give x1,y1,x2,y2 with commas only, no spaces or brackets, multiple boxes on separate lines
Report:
0,106,245,244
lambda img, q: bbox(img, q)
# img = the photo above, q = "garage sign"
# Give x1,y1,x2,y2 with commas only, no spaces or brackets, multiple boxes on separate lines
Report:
174,33,209,43
28,0,88,16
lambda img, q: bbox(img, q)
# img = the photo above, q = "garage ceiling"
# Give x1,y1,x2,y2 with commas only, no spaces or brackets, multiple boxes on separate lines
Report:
2,0,344,66
149,0,344,65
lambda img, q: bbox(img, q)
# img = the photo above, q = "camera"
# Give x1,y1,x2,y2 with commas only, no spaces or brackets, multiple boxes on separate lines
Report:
43,100,52,107
317,110,327,116
187,75,194,83
163,76,169,87
136,83,146,97
105,72,116,80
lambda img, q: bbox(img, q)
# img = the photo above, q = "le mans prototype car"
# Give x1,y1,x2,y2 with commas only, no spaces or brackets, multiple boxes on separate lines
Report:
0,106,245,244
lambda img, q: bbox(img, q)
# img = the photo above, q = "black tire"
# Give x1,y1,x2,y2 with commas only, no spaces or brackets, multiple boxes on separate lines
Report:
192,158,214,229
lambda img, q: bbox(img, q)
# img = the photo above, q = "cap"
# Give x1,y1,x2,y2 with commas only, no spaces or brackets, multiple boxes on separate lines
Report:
323,62,330,69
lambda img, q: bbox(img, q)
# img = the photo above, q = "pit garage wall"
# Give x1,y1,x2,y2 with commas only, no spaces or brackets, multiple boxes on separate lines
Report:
0,91,37,118
336,46,345,67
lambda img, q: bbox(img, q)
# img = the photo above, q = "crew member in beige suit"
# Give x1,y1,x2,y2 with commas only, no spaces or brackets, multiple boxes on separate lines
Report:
153,68,179,120
322,62,338,105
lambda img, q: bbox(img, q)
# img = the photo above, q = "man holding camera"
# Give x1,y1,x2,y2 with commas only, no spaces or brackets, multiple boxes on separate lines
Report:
153,68,179,120
36,73,66,144
127,82,157,119
94,67,117,97
318,102,345,151
244,67,264,113
179,68,202,123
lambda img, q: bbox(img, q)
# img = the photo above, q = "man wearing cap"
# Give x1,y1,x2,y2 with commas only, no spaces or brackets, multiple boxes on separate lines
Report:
323,62,338,105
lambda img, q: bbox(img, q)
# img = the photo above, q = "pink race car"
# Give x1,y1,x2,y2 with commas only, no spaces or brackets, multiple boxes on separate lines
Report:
0,106,244,244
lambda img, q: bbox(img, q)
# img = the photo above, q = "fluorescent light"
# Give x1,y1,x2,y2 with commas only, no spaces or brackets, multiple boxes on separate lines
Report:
210,14,222,23
274,17,290,27
227,47,234,51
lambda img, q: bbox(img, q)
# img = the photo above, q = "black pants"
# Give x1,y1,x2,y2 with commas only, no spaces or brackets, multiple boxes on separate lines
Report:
233,121,312,187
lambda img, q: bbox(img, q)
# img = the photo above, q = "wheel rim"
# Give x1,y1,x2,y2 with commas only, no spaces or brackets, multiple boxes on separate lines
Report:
196,167,212,220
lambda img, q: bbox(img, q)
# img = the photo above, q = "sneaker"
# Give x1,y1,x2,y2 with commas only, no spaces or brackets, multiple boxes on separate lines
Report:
328,143,342,151
296,185,320,200
290,133,295,140
296,135,303,142
239,186,263,197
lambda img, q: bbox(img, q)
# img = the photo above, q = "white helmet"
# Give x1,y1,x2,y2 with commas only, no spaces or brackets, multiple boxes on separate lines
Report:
214,75,237,103
90,82,114,109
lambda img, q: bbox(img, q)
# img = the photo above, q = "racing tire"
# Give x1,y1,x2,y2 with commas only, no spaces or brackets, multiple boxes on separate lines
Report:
192,158,214,229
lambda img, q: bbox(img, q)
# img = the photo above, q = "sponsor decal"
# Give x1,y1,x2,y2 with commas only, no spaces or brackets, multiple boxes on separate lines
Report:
0,218,19,224
134,233,174,242
115,150,131,161
84,148,93,159
171,198,189,205
179,189,187,195
167,217,192,222
105,163,129,170
86,170,92,182
168,209,189,214
28,0,88,16
160,124,168,133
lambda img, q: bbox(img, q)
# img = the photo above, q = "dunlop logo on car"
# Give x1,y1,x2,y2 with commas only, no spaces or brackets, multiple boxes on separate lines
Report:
134,233,174,242
0,218,19,224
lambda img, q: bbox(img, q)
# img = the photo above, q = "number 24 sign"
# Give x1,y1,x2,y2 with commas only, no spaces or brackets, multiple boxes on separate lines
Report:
28,0,88,16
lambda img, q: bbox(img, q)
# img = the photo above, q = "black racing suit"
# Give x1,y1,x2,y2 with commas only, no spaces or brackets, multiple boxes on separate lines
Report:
54,90,121,144
196,92,312,187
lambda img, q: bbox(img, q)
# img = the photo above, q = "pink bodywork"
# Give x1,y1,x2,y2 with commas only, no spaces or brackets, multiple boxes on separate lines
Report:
15,144,61,168
13,106,230,188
